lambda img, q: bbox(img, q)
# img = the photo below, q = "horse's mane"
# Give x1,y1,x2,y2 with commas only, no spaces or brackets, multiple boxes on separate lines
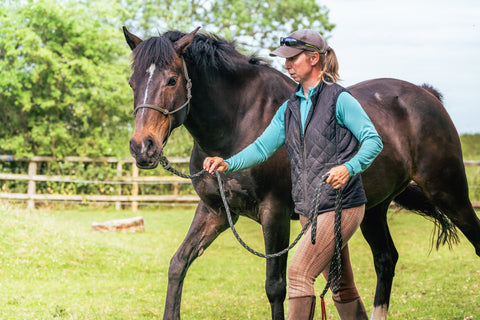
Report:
132,30,267,78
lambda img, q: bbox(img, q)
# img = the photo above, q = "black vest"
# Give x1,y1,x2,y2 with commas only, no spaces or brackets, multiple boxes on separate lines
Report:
284,81,367,217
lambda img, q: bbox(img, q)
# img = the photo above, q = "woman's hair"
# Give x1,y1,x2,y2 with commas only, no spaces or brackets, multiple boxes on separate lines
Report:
305,47,340,83
322,47,340,83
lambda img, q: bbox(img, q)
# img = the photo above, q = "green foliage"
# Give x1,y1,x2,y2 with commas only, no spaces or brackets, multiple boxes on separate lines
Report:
0,0,133,158
0,0,334,160
459,134,480,201
122,0,335,53
460,134,480,159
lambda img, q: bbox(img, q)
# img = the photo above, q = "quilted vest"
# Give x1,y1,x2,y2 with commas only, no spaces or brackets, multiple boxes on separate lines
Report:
284,81,367,217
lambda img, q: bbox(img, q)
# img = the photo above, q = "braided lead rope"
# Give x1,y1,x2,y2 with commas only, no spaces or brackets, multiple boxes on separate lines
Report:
320,189,343,320
159,155,206,179
332,191,343,292
159,155,343,262
215,170,312,259
310,179,325,245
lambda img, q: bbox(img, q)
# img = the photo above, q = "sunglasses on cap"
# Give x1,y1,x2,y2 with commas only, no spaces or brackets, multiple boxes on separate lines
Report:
280,36,322,52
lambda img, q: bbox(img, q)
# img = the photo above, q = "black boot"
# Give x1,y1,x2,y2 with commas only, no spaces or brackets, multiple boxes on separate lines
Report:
287,296,316,320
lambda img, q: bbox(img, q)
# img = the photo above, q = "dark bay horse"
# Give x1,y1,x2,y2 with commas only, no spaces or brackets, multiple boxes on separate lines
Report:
122,27,480,319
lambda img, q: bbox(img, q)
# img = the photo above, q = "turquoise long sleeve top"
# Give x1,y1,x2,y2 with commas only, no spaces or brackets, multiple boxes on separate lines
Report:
225,87,383,176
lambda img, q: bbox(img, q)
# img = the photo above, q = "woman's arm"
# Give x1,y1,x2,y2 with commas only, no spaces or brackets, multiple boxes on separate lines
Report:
325,92,383,188
336,91,383,176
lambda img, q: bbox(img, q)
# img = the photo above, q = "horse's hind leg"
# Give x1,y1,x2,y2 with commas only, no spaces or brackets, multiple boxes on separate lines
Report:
163,201,232,320
360,201,398,320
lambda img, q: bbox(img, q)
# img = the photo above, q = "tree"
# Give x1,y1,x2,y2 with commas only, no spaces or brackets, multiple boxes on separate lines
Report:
120,0,336,157
123,0,335,54
0,0,334,158
0,0,133,157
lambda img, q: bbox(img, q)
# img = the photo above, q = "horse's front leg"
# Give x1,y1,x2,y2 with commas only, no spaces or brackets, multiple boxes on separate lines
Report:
361,201,398,320
163,200,231,320
261,198,291,320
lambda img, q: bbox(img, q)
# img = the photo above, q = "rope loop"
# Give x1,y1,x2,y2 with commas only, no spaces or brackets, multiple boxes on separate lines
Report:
320,189,343,299
158,155,343,264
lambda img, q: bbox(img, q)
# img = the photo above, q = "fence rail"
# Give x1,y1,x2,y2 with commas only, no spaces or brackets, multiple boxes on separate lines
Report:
1,155,479,210
0,155,197,211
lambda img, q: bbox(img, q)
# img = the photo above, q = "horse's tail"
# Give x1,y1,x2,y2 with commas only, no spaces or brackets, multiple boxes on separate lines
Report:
393,182,460,250
420,83,444,103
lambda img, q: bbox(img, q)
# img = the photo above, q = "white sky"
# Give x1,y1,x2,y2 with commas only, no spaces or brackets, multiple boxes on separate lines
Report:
316,0,480,134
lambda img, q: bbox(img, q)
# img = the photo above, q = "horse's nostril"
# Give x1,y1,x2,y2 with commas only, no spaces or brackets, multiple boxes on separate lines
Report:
143,136,157,157
129,139,140,156
130,136,159,161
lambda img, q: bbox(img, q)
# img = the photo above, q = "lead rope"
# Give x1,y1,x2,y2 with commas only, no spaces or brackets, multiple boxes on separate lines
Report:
320,189,343,320
159,155,314,258
159,155,343,316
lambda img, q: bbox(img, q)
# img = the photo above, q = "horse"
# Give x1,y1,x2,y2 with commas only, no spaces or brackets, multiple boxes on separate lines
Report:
122,26,480,319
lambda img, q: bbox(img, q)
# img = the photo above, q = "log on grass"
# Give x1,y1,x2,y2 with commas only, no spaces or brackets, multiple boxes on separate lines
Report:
92,216,145,232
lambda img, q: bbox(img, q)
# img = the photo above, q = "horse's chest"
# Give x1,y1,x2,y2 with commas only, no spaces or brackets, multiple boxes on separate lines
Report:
193,175,260,219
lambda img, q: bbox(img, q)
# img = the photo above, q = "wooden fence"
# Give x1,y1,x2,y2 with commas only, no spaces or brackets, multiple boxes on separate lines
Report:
0,155,198,211
1,155,479,210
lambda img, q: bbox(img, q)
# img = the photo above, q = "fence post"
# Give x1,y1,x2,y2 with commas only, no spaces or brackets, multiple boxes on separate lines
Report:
172,182,180,195
27,160,37,210
116,162,122,210
132,164,139,211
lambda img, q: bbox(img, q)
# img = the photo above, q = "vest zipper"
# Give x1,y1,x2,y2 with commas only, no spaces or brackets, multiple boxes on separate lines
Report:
301,131,308,214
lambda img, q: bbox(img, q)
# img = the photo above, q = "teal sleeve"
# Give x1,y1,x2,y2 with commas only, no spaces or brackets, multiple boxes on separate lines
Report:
225,101,287,172
336,92,383,176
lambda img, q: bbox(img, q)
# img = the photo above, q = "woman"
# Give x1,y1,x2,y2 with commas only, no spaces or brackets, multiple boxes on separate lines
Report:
203,29,383,320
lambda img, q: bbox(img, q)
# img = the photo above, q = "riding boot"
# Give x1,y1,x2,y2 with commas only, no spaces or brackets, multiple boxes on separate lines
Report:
287,296,316,320
333,297,368,320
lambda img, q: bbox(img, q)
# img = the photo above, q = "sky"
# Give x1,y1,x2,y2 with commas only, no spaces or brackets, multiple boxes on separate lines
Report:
314,0,480,134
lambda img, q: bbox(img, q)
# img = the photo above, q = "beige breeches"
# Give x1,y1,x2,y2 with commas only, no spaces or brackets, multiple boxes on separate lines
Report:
288,205,365,301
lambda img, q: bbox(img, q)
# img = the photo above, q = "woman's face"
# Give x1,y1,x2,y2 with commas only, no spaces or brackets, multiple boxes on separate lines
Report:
284,52,315,84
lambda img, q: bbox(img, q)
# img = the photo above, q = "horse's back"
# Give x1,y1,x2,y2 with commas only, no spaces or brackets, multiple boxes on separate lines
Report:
348,78,464,206
350,78,456,129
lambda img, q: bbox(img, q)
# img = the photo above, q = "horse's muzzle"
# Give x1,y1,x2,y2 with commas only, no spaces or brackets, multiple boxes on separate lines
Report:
135,161,159,169
130,137,162,169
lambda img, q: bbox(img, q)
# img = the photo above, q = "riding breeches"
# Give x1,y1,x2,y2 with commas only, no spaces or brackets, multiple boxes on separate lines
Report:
287,205,365,302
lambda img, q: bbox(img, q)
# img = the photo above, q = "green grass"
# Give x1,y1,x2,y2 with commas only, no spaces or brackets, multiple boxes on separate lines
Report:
460,134,480,160
0,204,479,319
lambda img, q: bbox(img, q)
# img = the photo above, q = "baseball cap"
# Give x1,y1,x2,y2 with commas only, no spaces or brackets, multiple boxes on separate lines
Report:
270,29,328,58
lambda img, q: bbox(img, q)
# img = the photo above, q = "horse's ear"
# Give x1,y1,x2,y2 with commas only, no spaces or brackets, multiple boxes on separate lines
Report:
123,26,143,50
174,26,201,55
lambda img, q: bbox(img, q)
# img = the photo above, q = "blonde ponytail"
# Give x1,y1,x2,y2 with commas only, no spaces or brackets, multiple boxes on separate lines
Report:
322,47,340,83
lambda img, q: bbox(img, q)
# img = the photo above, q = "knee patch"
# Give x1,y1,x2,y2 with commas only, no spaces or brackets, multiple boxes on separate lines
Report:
331,285,360,303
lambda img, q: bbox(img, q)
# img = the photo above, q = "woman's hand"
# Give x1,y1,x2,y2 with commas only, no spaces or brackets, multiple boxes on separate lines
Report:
325,165,350,189
203,156,228,174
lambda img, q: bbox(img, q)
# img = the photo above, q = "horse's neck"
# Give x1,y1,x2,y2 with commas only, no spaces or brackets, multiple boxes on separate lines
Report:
184,66,294,158
184,82,244,157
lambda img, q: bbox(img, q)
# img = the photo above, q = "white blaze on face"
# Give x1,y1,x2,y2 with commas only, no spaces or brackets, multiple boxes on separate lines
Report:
143,63,156,104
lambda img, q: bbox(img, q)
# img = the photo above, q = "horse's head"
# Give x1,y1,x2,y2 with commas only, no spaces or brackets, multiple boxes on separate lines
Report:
123,26,200,169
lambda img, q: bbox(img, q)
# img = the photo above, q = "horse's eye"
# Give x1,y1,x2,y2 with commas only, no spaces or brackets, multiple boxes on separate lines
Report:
128,77,135,89
167,77,178,86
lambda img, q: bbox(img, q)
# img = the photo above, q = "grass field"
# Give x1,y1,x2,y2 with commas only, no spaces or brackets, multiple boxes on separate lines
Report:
0,204,479,319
